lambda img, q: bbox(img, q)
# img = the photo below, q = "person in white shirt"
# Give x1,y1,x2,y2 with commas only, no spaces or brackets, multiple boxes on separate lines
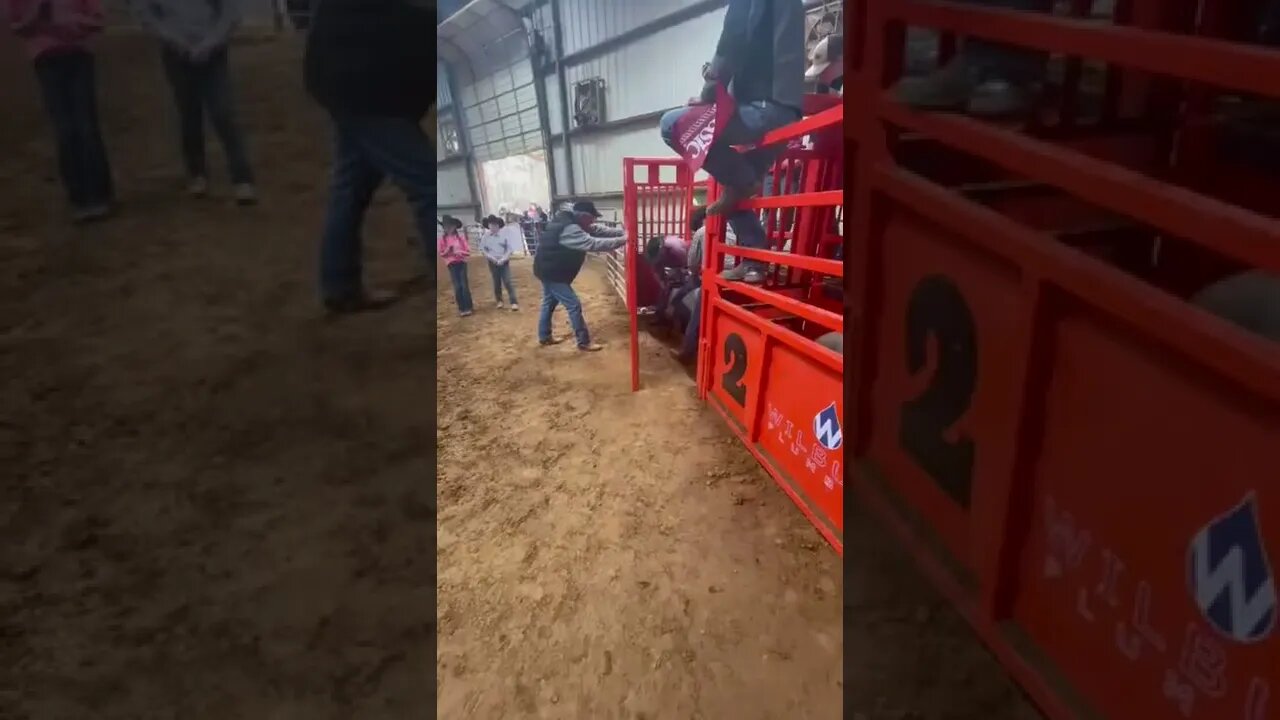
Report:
479,214,519,310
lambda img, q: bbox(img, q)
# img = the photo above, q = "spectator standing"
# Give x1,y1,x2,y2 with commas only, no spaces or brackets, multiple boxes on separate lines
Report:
438,215,474,317
304,0,434,313
5,0,113,222
479,214,519,311
132,0,258,204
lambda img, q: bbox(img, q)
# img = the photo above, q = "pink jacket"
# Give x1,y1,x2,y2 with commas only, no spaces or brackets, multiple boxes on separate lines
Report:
437,231,471,265
4,0,103,60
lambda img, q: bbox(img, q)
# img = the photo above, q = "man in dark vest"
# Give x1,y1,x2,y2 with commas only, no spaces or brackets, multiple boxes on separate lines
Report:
304,0,433,314
533,201,627,352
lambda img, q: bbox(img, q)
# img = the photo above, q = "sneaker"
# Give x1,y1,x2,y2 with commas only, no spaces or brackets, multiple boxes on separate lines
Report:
233,183,258,206
510,303,519,311
966,79,1036,119
497,302,506,310
578,342,604,352
539,336,565,347
188,177,209,198
893,57,983,112
323,289,397,315
720,263,765,284
71,204,111,224
460,310,473,317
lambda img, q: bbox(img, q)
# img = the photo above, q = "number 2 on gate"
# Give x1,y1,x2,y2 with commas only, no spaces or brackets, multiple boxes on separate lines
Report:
897,274,978,508
721,332,749,407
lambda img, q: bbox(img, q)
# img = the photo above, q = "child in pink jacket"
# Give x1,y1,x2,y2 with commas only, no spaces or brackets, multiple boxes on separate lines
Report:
4,0,114,222
438,215,474,316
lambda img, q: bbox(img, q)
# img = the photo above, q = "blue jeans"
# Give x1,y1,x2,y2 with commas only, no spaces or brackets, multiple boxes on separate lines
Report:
489,262,518,304
538,281,590,347
448,262,473,313
319,114,435,302
680,287,701,360
660,100,799,271
33,51,113,209
161,45,253,184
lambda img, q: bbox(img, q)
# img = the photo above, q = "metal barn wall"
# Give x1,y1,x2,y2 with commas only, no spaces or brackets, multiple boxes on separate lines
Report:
453,31,543,163
538,0,728,202
438,163,474,210
436,60,479,216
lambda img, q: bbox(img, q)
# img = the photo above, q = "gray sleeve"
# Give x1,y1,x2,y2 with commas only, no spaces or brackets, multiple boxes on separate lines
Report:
560,224,627,253
587,223,626,238
687,228,704,272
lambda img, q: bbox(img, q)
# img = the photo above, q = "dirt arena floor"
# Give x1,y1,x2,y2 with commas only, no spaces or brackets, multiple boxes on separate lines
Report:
0,34,431,720
436,259,1040,720
0,30,1039,720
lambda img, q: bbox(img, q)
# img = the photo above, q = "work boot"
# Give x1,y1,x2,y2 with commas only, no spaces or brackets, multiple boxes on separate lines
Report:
539,336,565,347
188,176,209,198
966,79,1037,119
578,342,604,352
233,183,259,206
71,204,111,224
324,289,397,315
720,263,765,284
893,57,977,111
708,180,761,216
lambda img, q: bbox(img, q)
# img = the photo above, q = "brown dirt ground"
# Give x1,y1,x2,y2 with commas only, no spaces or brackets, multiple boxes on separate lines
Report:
0,29,1043,720
1,35,431,720
436,258,1041,720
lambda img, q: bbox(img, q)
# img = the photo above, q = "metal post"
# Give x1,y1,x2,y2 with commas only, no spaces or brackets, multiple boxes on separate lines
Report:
443,63,485,220
549,0,577,196
528,19,560,202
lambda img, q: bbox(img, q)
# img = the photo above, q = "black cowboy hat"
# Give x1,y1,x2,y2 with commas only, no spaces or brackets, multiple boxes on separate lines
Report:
483,214,505,228
571,200,602,218
439,215,463,230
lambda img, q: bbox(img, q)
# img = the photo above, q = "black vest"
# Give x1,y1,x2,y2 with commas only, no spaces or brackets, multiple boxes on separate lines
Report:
533,211,588,284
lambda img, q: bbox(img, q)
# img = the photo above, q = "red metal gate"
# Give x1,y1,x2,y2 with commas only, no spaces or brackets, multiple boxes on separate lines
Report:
847,1,1280,719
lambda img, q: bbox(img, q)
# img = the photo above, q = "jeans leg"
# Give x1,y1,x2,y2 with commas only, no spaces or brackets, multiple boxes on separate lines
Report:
161,47,207,179
550,283,590,347
962,0,1053,84
681,102,797,271
463,262,478,310
502,265,518,304
200,46,254,184
340,115,436,264
68,53,113,205
538,282,558,341
449,263,472,312
680,289,701,358
33,55,85,207
489,263,503,302
319,123,384,301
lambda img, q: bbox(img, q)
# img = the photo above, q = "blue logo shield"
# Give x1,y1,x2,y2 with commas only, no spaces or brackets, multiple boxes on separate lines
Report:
1186,494,1276,644
813,402,843,451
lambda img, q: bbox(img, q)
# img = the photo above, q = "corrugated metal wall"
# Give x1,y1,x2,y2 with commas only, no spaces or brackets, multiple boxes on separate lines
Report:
537,0,729,201
438,164,475,210
450,28,543,164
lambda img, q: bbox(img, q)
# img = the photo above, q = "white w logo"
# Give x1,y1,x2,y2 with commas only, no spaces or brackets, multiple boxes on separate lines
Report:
813,404,842,451
1190,534,1276,642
